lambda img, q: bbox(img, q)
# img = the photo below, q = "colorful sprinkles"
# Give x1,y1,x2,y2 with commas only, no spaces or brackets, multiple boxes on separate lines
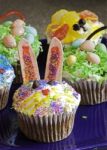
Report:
0,55,15,86
23,45,36,82
17,85,32,100
13,80,80,116
0,68,5,74
48,47,60,81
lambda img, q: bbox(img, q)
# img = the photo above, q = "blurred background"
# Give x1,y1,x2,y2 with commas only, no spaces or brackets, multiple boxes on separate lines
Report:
0,0,107,38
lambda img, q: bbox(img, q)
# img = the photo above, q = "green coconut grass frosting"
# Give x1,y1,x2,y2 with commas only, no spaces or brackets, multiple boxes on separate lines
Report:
63,40,107,83
0,21,42,65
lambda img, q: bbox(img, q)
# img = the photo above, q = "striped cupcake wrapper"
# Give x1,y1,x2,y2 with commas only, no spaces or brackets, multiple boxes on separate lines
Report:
64,79,107,105
0,86,10,110
18,110,77,143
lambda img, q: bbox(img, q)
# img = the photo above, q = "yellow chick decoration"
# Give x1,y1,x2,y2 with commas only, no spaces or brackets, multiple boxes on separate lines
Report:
46,9,104,44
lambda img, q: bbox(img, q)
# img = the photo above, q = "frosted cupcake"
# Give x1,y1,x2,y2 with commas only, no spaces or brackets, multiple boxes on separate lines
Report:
13,37,80,142
63,26,107,105
0,55,15,110
0,10,42,83
46,9,105,44
13,80,80,142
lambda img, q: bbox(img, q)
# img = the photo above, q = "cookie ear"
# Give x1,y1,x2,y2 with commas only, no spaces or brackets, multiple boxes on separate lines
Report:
18,38,40,84
44,37,63,82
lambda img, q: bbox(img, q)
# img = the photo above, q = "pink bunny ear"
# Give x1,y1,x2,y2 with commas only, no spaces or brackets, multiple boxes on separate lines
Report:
0,10,25,21
18,39,40,84
44,37,63,82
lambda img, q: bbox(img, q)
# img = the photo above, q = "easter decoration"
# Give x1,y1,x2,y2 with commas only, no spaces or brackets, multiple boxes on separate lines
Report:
46,9,105,44
13,37,80,142
0,10,42,83
63,25,107,105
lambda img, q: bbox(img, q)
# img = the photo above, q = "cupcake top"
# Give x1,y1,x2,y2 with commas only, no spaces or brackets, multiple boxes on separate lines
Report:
13,80,80,116
0,55,15,87
63,39,107,83
0,19,42,65
13,37,80,116
46,9,104,44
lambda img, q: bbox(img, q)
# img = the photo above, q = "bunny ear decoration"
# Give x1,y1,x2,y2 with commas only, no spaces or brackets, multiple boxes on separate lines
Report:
44,37,63,82
18,37,63,84
18,39,40,84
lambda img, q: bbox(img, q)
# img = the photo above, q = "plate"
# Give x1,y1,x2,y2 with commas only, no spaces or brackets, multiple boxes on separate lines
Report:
0,39,107,150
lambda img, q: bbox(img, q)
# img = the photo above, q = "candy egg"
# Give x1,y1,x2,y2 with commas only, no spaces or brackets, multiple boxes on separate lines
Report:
87,52,100,64
3,21,12,26
80,40,95,51
95,43,107,52
71,39,85,48
25,33,34,44
3,35,16,48
25,26,37,36
12,19,25,28
66,55,77,66
12,26,24,36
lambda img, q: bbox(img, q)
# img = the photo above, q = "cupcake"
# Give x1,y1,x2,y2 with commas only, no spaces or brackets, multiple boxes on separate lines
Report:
63,26,107,105
13,37,80,142
45,9,105,44
0,55,15,110
0,10,42,83
13,80,80,142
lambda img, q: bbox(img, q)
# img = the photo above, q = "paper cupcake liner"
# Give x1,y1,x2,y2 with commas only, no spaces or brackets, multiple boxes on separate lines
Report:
64,78,107,105
18,110,76,142
13,62,22,84
0,86,10,110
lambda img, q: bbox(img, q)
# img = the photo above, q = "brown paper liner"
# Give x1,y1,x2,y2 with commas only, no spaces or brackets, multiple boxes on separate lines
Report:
18,111,76,142
0,86,10,110
13,62,22,84
63,78,107,105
